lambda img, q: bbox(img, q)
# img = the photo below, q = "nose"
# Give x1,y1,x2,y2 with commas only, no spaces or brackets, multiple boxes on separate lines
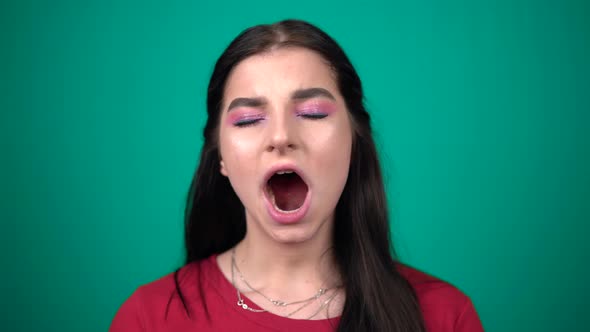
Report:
265,110,298,153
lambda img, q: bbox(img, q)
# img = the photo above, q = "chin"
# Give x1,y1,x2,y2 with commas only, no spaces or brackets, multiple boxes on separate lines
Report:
267,226,318,244
265,213,333,245
243,206,334,246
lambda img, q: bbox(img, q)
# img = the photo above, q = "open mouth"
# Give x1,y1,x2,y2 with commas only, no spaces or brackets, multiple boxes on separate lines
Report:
265,170,309,213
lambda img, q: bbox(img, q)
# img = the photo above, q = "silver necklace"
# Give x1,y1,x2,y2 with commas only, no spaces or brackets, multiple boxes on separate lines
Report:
231,248,329,307
232,259,267,313
305,289,340,320
230,248,340,318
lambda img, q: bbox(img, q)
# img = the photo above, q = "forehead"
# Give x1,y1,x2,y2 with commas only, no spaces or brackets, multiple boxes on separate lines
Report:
223,47,340,105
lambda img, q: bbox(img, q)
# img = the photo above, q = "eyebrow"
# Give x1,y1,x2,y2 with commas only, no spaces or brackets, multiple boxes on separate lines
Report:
226,87,336,112
227,97,266,112
291,87,336,101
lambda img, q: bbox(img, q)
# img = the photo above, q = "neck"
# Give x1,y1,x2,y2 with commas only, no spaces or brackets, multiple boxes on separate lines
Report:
232,217,340,295
238,238,334,282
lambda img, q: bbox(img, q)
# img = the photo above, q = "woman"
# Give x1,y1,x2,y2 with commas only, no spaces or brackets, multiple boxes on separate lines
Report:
110,19,484,332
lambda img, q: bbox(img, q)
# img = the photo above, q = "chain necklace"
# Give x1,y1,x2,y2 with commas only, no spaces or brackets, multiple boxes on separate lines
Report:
230,248,340,319
231,255,266,313
303,289,340,320
231,248,330,306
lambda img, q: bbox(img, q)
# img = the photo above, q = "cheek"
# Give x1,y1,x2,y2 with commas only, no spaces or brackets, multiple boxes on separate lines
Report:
219,130,260,177
225,135,257,154
308,112,352,151
307,120,353,177
219,136,259,202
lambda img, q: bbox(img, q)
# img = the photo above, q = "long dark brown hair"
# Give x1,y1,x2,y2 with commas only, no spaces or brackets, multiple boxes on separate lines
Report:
173,19,426,331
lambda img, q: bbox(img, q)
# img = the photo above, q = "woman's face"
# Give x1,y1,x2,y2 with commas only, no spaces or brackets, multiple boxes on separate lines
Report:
218,47,353,244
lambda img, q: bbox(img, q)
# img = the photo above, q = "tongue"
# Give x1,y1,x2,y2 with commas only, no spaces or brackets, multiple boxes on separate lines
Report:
268,173,308,211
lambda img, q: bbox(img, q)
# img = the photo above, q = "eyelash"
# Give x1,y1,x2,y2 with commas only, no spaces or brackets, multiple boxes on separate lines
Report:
298,113,328,120
233,113,328,127
234,118,263,127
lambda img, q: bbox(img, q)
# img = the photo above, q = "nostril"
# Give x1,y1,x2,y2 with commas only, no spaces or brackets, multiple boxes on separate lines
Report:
267,141,296,153
267,145,295,152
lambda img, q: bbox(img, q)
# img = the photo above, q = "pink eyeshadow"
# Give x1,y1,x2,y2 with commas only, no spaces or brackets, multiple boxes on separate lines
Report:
226,110,265,125
295,100,338,115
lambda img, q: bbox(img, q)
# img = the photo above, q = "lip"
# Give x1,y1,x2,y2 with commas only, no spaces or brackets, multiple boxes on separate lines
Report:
262,163,312,224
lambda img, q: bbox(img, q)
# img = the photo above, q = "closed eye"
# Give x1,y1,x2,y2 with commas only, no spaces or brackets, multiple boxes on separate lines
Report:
298,113,328,120
234,118,263,127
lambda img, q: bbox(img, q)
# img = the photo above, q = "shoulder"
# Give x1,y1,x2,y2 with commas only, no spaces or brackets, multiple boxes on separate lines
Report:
396,264,484,332
109,257,212,332
131,260,203,305
397,263,468,306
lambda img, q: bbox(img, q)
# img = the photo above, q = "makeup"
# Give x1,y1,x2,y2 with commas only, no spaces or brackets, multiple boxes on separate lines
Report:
295,100,337,118
227,110,266,127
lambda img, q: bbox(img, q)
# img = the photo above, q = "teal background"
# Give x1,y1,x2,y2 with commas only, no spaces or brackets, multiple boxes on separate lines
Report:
2,0,589,331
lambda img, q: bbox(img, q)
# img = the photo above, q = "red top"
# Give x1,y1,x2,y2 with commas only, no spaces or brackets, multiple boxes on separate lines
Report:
110,255,484,331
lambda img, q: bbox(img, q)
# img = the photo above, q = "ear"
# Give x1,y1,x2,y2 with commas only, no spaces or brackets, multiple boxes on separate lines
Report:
220,160,228,176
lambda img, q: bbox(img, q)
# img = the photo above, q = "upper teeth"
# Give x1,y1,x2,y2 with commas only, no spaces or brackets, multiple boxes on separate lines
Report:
276,170,294,175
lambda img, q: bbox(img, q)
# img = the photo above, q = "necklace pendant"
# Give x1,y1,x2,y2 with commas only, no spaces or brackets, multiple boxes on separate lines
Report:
271,300,286,306
237,299,249,310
